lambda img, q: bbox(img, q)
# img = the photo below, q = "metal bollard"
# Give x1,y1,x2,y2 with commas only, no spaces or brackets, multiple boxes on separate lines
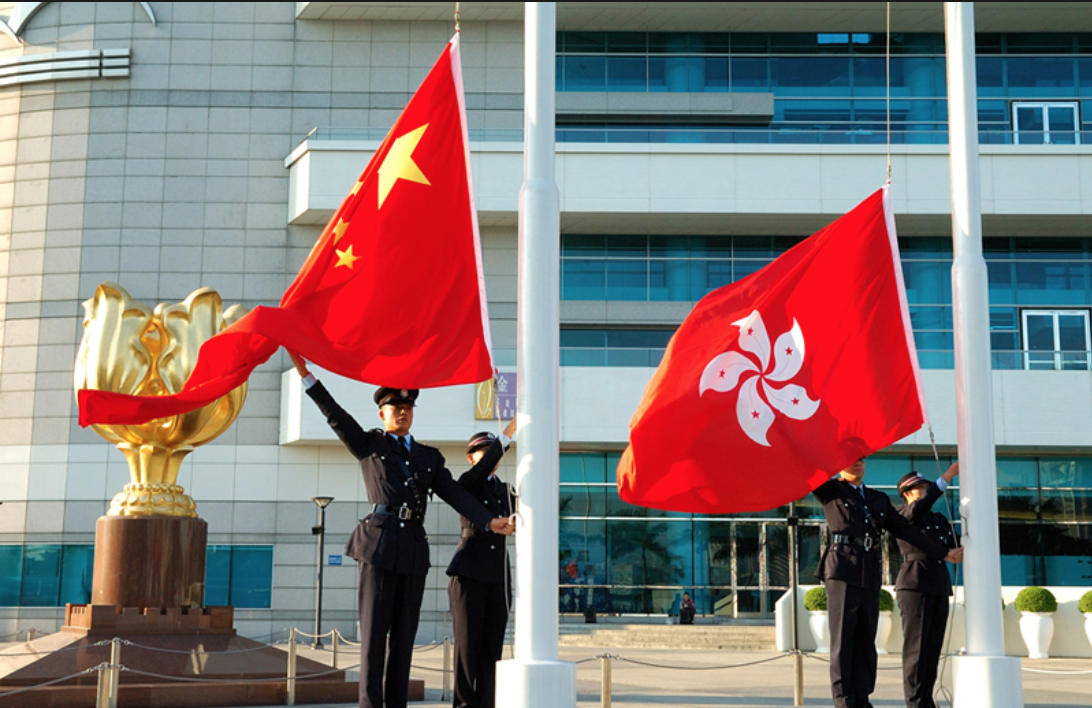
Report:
287,628,297,706
441,636,452,702
600,654,612,708
332,628,339,670
108,637,121,708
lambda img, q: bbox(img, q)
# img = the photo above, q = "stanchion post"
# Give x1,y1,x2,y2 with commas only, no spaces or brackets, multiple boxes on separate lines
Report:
332,628,339,669
442,636,452,701
287,627,298,706
788,503,804,706
95,661,109,708
27,628,35,642
600,654,612,708
108,637,121,708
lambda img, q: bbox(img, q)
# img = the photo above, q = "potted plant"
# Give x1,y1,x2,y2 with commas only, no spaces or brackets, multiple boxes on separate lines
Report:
1079,590,1092,651
805,586,830,653
1014,586,1057,659
875,589,895,655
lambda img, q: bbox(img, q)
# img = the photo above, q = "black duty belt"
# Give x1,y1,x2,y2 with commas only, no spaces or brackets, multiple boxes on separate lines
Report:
371,503,421,521
832,533,878,550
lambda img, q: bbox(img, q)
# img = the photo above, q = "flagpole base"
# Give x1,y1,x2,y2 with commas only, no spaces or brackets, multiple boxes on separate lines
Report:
496,659,576,708
952,656,1023,708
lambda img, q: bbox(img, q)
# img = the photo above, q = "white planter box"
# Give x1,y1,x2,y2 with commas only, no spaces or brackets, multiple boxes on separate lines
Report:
1018,611,1055,659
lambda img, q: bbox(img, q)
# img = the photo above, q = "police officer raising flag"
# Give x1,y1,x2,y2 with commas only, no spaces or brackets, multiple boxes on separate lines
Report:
289,353,514,708
895,462,961,708
447,419,519,708
813,457,963,708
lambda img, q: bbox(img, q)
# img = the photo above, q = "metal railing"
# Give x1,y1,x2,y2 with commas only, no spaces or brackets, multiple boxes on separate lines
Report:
303,125,1086,147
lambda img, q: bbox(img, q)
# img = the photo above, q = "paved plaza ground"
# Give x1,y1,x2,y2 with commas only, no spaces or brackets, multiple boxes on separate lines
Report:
293,643,1090,708
2,639,1088,707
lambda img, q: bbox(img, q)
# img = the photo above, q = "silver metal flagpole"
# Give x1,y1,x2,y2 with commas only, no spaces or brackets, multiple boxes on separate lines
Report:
944,4,1023,705
495,2,577,706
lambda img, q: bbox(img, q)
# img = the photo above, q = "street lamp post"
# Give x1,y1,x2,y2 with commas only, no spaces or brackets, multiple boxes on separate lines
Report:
311,496,334,649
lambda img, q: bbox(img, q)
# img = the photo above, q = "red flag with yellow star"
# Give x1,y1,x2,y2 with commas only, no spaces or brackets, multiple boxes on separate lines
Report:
78,35,493,426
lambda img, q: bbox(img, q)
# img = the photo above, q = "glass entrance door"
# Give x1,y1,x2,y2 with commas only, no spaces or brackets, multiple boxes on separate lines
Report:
1022,310,1091,370
1013,102,1080,145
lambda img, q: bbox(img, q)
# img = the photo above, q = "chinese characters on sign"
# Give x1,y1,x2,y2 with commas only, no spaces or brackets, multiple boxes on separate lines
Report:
474,373,517,420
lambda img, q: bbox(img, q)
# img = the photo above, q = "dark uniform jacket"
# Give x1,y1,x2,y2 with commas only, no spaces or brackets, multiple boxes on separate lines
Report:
446,438,513,585
814,478,949,590
306,381,494,574
895,482,958,596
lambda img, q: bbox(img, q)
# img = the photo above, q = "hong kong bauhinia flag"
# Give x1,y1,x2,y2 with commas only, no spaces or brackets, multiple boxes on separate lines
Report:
617,187,925,514
79,35,492,426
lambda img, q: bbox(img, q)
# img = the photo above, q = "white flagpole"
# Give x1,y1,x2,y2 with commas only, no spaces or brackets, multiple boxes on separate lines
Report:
495,2,577,706
945,4,1023,706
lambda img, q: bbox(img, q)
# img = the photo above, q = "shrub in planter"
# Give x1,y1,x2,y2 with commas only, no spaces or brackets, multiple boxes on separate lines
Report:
1014,587,1057,613
1081,591,1092,653
804,587,828,611
879,589,895,612
1015,586,1057,659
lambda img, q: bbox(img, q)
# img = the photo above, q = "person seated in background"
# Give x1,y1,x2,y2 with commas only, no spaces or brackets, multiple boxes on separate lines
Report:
679,592,696,625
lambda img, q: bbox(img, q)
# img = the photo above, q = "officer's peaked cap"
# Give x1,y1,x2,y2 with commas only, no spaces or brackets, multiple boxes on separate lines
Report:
466,431,496,455
896,471,929,496
374,387,419,408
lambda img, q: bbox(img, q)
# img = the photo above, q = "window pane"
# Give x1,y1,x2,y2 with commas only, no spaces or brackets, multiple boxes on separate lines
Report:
607,57,646,90
20,545,62,607
0,546,23,606
998,458,1039,488
1048,105,1078,144
605,260,647,300
1040,457,1092,488
560,453,607,483
205,545,231,606
563,56,606,90
59,546,94,606
230,547,273,609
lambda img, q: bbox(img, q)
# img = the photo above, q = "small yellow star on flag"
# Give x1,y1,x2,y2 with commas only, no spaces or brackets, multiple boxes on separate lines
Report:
332,218,349,244
335,244,361,269
378,124,430,208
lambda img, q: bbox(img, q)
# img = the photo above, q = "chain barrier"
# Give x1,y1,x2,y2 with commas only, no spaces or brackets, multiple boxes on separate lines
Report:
0,637,112,657
118,638,285,655
613,652,790,671
291,629,336,640
0,628,37,641
121,663,361,684
0,666,98,697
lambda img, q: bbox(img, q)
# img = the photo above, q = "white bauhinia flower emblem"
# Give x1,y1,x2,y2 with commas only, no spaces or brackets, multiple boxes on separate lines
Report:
699,311,821,447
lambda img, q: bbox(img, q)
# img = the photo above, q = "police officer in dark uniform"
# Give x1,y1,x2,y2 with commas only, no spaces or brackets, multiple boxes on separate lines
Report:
289,354,514,708
895,462,960,708
447,419,518,708
813,457,963,708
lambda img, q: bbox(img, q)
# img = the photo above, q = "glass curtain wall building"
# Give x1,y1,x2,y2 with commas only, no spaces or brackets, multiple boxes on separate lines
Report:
555,30,1092,617
556,31,1092,145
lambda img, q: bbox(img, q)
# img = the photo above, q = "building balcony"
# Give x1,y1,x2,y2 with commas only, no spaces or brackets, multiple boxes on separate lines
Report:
281,365,1092,450
285,131,1092,234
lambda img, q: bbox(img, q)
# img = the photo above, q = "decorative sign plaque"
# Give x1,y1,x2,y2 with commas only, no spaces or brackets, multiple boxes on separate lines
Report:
475,373,516,420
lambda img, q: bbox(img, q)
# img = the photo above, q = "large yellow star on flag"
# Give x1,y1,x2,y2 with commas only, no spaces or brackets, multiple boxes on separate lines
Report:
377,124,430,208
335,244,361,269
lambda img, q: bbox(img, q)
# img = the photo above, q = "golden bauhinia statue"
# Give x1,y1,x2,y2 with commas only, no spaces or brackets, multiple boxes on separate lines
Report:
74,282,249,517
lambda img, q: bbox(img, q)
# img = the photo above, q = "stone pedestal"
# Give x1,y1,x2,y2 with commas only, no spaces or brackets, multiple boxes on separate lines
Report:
92,515,207,609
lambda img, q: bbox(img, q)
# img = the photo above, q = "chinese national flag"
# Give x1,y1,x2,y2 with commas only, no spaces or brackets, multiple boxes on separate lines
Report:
79,36,492,426
616,187,925,514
